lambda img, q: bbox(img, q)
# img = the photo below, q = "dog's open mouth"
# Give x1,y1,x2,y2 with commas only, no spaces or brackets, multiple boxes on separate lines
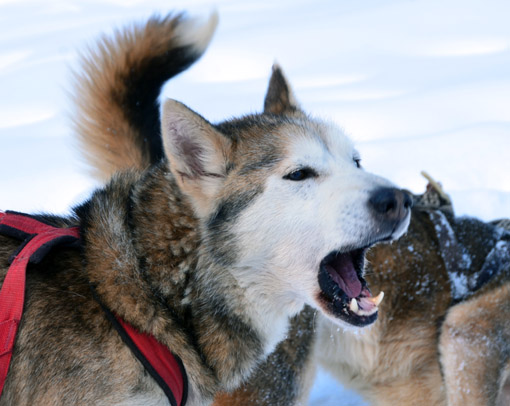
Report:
318,248,383,327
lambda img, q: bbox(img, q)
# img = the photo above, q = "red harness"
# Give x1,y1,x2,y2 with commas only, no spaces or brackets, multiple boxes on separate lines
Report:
0,211,187,405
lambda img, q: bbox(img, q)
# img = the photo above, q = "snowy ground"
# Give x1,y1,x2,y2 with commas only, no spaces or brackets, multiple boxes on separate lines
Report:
1,0,509,404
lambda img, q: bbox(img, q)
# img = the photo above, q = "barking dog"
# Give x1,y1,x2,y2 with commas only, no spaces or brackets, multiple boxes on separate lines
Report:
0,13,411,405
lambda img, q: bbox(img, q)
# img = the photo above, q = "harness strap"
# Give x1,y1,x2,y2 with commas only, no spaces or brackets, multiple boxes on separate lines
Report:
0,211,188,406
0,211,80,396
91,287,188,406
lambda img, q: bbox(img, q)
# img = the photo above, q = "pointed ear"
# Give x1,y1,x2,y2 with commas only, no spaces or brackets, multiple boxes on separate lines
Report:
161,99,231,217
263,64,302,116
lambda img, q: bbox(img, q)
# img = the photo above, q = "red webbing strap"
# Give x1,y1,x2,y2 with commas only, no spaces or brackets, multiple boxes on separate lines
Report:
116,317,187,406
0,211,187,405
89,285,188,406
0,212,57,236
0,211,80,396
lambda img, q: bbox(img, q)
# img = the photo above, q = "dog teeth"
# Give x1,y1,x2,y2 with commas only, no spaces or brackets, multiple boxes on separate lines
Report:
349,298,359,312
374,291,384,306
367,291,384,307
348,292,384,317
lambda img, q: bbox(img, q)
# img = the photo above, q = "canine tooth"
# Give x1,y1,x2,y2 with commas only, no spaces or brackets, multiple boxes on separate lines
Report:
373,291,384,307
364,291,384,307
349,298,359,312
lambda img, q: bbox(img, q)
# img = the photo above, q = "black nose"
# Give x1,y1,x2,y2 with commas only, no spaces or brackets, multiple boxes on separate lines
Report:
369,187,413,222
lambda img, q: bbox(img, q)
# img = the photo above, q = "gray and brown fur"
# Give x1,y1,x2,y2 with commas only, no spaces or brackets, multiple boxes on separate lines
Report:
211,184,510,406
213,306,317,406
1,10,412,406
73,12,217,180
1,13,265,405
68,12,508,406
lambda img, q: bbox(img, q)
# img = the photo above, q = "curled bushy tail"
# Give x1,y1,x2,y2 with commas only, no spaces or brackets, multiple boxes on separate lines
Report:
73,12,218,180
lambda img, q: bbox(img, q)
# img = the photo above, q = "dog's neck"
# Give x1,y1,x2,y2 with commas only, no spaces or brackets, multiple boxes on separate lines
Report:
316,316,382,395
77,164,283,402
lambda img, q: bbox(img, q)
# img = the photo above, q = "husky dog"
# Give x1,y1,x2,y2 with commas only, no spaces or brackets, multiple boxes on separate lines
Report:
212,183,510,406
0,12,411,405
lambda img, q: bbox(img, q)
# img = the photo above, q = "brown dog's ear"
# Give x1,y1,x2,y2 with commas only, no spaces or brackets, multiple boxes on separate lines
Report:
161,99,231,217
263,64,302,116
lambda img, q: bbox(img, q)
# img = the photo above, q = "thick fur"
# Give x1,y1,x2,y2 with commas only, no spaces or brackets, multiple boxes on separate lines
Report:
440,283,510,406
1,12,411,406
211,185,510,406
74,12,219,180
213,306,317,406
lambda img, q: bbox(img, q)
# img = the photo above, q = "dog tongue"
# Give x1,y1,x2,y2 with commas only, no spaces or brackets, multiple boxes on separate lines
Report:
325,253,362,298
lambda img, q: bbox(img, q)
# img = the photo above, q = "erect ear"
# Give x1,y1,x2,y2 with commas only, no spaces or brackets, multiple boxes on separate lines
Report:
263,63,302,116
161,99,231,217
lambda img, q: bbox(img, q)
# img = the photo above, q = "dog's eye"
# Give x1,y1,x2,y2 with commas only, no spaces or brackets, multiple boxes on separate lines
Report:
354,158,362,168
284,167,317,181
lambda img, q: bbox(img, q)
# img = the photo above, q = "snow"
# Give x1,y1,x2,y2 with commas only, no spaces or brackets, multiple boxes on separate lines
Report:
449,271,470,300
0,0,509,404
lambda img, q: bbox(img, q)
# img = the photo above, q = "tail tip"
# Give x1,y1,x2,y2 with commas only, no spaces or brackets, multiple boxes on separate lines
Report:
175,9,219,55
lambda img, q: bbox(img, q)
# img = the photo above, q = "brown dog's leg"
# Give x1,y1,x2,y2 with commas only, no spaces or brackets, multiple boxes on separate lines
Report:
440,283,510,406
